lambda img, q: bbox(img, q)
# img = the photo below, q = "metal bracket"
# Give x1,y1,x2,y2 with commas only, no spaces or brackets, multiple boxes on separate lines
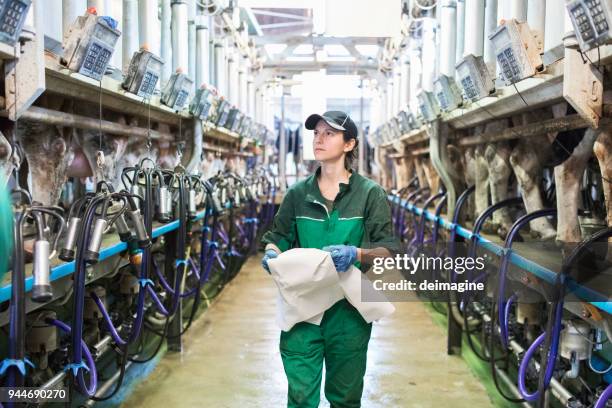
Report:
563,45,603,128
4,2,45,121
96,150,105,169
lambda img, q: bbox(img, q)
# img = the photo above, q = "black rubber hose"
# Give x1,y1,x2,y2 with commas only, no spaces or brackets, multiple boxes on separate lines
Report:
163,197,214,339
130,318,169,364
88,346,129,401
489,299,527,403
462,197,524,362
6,212,27,392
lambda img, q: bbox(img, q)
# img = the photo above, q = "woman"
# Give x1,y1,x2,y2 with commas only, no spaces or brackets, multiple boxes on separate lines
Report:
261,111,397,408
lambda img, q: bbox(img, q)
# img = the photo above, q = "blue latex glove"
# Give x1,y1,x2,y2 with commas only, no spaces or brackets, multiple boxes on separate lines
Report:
322,245,358,272
261,249,279,274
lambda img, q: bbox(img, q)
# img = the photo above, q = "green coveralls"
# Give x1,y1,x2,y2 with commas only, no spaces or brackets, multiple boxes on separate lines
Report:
261,167,397,408
0,175,12,284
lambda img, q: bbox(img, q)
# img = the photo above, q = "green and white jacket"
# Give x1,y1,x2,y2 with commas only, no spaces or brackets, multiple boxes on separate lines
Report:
261,167,398,270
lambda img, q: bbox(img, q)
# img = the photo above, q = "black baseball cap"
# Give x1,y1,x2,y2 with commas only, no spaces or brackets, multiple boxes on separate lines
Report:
305,111,358,140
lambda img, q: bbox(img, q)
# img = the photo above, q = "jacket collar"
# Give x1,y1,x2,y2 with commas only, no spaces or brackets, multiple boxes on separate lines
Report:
305,166,357,204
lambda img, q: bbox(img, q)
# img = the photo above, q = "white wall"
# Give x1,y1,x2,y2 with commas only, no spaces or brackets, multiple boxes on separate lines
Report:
42,0,63,42
299,70,326,161
109,0,123,70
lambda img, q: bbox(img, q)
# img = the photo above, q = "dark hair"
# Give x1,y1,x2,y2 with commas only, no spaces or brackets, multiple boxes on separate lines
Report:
343,132,359,170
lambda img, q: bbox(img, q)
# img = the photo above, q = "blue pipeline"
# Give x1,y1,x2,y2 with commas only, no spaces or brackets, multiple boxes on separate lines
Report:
0,210,207,303
389,195,612,315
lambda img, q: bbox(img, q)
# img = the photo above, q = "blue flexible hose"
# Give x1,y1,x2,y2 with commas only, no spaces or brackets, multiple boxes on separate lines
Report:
595,383,612,408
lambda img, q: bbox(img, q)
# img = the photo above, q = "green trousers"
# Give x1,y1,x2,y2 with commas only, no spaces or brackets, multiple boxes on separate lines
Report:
280,299,372,408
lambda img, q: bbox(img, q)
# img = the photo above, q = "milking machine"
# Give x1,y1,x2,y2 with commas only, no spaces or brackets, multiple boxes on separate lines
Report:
390,180,612,408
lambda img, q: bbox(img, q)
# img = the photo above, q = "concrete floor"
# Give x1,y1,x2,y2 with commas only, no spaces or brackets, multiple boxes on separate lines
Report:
121,256,495,408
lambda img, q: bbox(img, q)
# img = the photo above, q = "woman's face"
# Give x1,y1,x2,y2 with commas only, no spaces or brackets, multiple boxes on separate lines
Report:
312,119,355,163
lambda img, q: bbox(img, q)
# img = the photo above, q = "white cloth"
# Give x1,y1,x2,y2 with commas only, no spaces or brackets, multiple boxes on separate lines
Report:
268,248,395,331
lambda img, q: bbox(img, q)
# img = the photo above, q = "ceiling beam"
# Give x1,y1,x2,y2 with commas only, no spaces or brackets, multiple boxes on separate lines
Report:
239,0,313,8
250,9,311,20
241,8,263,36
259,21,313,29
252,34,383,46
262,61,377,71
278,43,298,59
254,67,385,94
343,43,363,60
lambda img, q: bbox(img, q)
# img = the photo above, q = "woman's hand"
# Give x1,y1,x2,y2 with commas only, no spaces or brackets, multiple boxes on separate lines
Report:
322,245,358,272
261,249,279,274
